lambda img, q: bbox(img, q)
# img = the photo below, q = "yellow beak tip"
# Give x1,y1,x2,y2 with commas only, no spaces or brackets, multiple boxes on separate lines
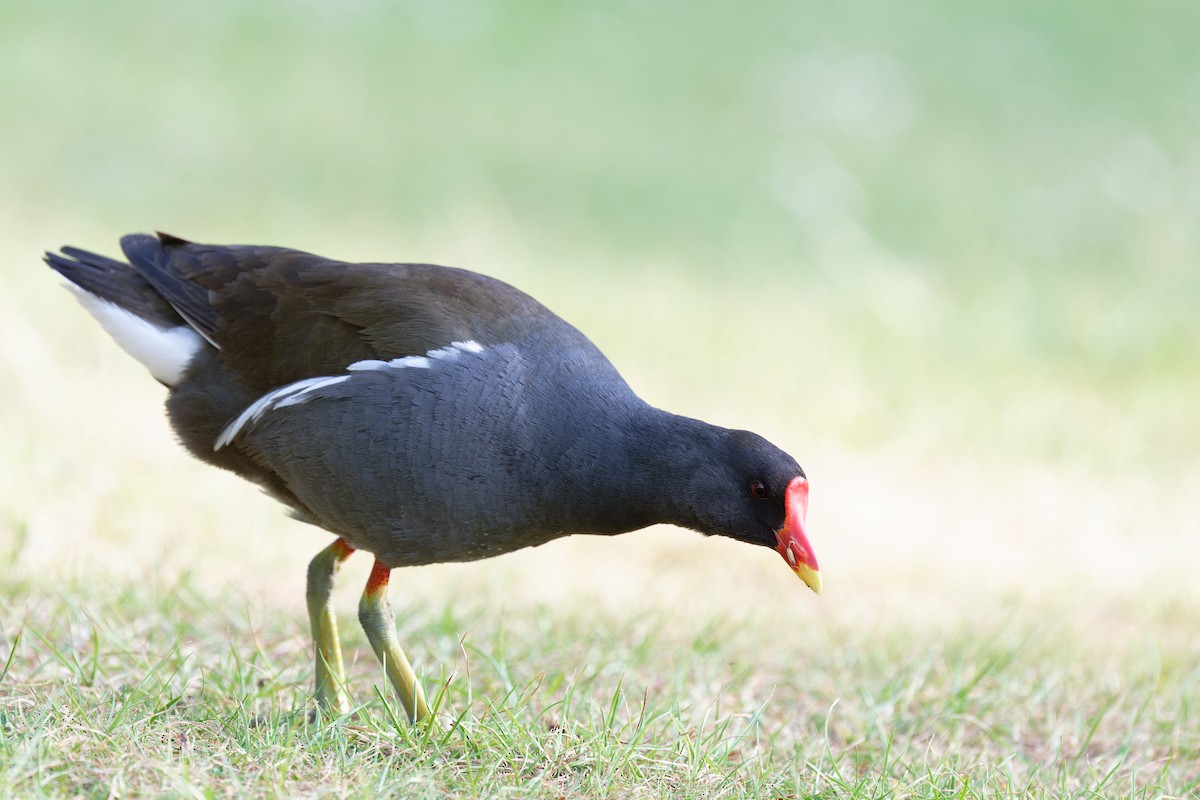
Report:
795,565,822,595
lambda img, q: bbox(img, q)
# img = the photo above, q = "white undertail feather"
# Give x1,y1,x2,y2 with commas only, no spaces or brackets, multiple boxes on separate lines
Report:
67,285,204,386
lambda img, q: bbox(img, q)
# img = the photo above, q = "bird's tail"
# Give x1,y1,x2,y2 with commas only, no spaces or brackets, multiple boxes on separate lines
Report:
44,243,202,386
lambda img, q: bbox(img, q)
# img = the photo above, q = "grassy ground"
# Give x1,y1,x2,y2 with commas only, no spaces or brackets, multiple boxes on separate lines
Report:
3,575,1197,798
2,1,1199,797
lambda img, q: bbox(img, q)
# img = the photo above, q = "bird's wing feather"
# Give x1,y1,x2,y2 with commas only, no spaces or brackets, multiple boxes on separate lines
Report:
118,233,550,392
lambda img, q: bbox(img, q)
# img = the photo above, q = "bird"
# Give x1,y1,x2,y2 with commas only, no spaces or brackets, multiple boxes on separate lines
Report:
45,232,820,722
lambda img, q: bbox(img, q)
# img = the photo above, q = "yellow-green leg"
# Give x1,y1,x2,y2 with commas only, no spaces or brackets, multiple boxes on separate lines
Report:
358,559,430,723
306,537,355,715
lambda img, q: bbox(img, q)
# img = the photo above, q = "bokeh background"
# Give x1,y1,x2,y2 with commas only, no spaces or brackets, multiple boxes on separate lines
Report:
3,0,1198,700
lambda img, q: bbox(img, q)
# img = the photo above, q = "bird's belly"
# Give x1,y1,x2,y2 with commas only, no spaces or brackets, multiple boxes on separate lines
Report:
261,427,556,566
359,519,569,569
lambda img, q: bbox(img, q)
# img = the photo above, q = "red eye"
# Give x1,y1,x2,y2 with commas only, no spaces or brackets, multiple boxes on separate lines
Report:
749,481,768,499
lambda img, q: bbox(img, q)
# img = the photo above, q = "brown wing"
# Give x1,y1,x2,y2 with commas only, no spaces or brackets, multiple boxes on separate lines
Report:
120,232,549,392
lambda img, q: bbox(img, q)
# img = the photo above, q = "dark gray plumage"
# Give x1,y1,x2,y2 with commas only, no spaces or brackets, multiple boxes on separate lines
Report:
45,232,821,720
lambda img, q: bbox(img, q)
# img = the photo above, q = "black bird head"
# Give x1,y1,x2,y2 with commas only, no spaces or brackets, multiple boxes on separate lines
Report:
652,424,821,593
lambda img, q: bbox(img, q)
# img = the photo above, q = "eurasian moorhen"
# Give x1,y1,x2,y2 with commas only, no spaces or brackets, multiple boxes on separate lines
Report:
45,233,820,721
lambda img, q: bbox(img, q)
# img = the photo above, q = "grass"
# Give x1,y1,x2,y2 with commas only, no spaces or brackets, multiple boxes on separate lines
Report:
3,0,1200,797
4,576,1197,798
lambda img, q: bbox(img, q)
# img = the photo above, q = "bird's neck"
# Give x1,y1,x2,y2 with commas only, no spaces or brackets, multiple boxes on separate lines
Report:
561,407,722,537
628,409,726,527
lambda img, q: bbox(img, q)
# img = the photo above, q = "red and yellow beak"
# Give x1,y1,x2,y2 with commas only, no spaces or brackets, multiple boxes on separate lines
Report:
776,476,821,594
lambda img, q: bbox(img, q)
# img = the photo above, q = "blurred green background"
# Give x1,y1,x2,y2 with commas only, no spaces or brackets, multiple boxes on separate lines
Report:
5,0,1198,471
1,0,1197,590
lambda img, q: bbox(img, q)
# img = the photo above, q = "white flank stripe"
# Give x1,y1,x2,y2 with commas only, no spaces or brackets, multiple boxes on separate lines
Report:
68,286,203,386
347,340,485,372
273,376,354,409
213,375,350,450
213,340,487,450
348,355,431,371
